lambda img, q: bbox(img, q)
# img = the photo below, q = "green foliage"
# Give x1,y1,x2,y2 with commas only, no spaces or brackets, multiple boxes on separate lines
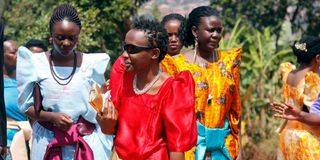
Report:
3,0,148,57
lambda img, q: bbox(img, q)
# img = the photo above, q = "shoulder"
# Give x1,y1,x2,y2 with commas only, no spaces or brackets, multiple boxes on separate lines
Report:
280,62,296,75
83,53,110,64
219,48,241,64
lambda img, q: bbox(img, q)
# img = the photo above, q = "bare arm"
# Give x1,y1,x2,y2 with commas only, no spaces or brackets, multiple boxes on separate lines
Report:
25,106,73,132
169,152,184,160
271,102,320,126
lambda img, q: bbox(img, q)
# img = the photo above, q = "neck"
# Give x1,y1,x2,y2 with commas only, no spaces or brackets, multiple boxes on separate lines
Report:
3,66,16,78
135,64,160,90
51,49,76,66
197,47,216,62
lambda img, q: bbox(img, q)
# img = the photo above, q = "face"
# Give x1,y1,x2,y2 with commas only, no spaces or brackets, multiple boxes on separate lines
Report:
29,46,45,53
122,29,159,72
164,20,183,56
4,40,18,67
51,20,80,56
192,16,223,52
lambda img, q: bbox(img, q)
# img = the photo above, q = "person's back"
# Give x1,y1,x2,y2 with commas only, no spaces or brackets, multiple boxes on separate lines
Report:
278,36,320,159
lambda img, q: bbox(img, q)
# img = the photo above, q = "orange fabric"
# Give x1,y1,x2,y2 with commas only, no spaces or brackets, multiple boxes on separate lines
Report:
278,62,320,160
160,48,242,159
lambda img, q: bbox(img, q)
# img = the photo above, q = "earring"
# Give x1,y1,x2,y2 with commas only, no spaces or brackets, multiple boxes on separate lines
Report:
193,37,198,63
49,37,53,44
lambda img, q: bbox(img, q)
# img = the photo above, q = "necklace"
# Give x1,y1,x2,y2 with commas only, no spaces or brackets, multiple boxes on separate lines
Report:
133,68,162,95
49,50,77,85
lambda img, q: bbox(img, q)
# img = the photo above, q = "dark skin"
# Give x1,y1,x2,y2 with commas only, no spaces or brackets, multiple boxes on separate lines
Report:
185,16,223,64
97,29,184,160
29,46,45,54
3,40,18,78
184,15,243,160
164,20,183,56
25,20,83,132
271,54,320,126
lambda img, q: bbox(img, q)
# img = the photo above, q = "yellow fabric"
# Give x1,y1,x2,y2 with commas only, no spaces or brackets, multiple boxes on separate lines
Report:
278,62,320,160
161,48,242,160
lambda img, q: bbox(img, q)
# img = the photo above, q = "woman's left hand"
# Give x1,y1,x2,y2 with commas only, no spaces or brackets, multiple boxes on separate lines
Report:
270,102,301,120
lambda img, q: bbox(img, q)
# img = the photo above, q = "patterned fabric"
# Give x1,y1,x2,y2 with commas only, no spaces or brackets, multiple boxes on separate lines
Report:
277,62,320,160
17,47,113,160
161,48,242,160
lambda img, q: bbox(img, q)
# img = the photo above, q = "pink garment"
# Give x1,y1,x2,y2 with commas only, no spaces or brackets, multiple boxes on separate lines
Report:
39,117,95,160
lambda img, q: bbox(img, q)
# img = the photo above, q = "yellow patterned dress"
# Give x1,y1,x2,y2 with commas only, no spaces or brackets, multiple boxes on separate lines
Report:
161,48,241,160
278,62,320,160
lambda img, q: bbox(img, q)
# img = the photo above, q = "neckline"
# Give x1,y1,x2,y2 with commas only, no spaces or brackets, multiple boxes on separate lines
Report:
134,76,173,96
43,51,84,68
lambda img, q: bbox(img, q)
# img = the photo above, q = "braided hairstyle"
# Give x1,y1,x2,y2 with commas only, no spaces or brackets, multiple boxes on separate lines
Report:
292,35,320,64
182,6,220,47
132,18,168,62
49,4,81,34
161,13,186,45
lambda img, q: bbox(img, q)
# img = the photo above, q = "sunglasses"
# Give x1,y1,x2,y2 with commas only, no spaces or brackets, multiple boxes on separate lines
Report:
123,43,154,54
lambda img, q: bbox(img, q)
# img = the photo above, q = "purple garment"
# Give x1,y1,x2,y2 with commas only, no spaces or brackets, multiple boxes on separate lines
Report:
311,93,320,115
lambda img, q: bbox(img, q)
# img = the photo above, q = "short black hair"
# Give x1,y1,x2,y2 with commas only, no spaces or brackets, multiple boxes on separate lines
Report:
49,4,81,34
292,35,320,64
25,39,48,51
132,18,168,62
183,6,220,47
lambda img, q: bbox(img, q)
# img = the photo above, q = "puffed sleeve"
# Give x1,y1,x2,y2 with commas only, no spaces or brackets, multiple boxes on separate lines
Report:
228,48,241,136
303,72,320,109
110,56,126,109
161,71,197,152
17,46,38,113
86,53,110,85
160,55,179,76
280,62,296,84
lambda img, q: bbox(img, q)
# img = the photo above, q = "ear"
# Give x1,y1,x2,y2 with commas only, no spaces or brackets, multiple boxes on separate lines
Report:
151,48,160,60
316,54,320,64
191,26,198,39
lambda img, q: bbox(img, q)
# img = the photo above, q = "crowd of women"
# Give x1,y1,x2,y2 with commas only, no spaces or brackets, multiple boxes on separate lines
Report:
0,3,319,160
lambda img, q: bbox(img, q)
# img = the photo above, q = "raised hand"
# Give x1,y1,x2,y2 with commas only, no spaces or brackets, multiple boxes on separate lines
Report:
271,102,301,120
96,99,118,134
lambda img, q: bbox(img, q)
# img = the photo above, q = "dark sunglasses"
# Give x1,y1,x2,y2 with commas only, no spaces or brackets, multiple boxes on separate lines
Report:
123,43,154,54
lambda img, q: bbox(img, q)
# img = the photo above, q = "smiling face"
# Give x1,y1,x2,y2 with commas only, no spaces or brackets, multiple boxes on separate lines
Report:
192,16,223,53
164,20,183,56
51,20,80,56
122,29,159,72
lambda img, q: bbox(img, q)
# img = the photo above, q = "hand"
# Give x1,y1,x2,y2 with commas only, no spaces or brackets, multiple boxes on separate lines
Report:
271,102,301,120
0,145,6,159
96,99,118,134
101,79,110,94
48,112,73,132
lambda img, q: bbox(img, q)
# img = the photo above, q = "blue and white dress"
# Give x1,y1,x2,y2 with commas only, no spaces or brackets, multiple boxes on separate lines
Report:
17,46,113,160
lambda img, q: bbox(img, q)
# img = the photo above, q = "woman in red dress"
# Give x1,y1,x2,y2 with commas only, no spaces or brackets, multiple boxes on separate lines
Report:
97,19,197,160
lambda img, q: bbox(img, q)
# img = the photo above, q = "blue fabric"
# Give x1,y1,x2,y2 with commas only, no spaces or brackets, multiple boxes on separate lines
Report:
4,78,27,121
4,78,27,146
311,93,320,115
17,47,113,160
195,120,232,160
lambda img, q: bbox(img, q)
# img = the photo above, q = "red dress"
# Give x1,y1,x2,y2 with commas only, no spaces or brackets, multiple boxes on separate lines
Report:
110,57,197,160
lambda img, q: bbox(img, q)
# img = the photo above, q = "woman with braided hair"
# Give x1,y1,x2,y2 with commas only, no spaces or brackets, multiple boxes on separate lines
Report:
271,35,320,159
17,4,112,160
97,18,197,160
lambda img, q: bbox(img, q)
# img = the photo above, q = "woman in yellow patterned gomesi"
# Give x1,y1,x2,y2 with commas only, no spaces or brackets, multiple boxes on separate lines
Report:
161,6,241,160
271,36,320,160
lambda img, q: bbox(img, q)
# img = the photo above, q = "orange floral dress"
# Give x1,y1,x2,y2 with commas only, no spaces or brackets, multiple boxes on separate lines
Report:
161,48,241,160
278,62,320,160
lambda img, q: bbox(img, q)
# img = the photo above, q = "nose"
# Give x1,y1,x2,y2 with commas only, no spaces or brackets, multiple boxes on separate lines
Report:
122,50,129,58
211,31,221,39
62,39,72,47
170,35,178,42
